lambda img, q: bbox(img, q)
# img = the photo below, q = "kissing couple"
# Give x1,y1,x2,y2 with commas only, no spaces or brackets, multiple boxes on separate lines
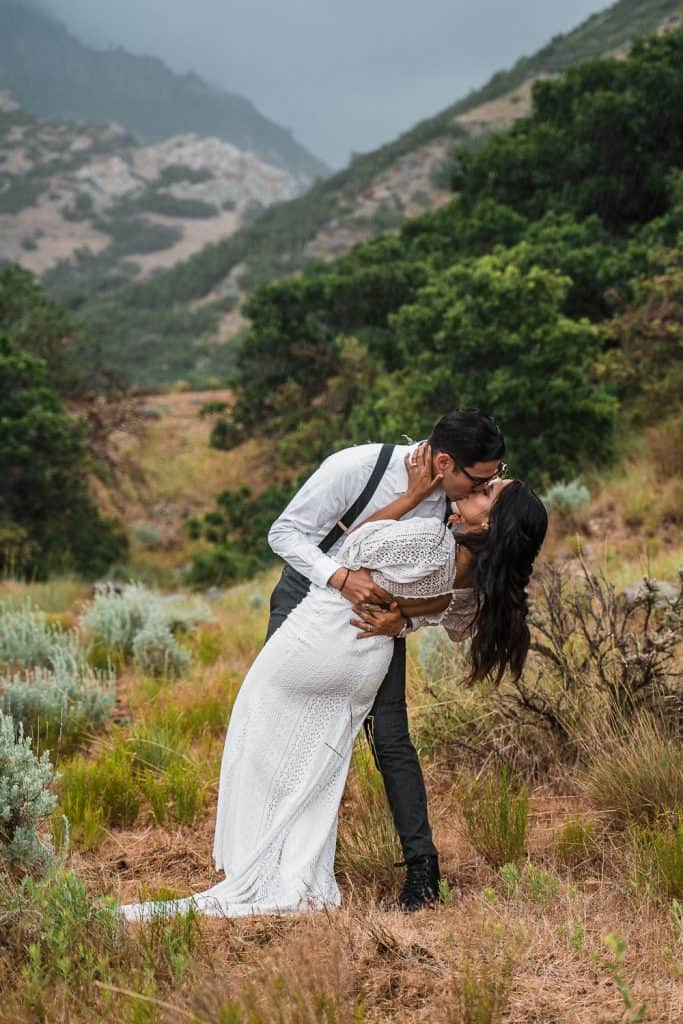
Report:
122,408,547,921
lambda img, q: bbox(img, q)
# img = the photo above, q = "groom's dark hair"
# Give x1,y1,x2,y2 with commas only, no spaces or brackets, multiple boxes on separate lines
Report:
429,408,504,467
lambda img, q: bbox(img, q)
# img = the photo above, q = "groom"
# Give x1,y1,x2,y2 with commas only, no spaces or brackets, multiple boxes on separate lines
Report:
266,408,505,910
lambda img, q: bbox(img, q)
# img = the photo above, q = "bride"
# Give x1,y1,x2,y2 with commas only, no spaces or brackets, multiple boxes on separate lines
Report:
121,446,547,921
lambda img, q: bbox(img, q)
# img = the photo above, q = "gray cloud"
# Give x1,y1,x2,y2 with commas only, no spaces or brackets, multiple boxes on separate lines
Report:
31,0,607,166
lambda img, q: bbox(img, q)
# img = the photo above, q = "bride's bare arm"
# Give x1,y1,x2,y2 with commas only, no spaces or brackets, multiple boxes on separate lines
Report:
350,539,475,637
350,443,443,528
327,443,444,605
394,594,452,618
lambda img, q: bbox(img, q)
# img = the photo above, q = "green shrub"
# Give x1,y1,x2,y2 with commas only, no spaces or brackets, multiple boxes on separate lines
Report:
128,719,188,773
0,331,129,578
524,863,560,902
143,761,206,826
516,565,682,757
554,816,598,867
0,600,81,669
131,521,164,549
160,596,211,635
459,768,529,866
82,584,204,675
447,924,516,1024
138,194,218,219
59,746,141,835
0,711,57,871
2,869,120,991
99,215,182,254
132,614,190,678
630,819,683,900
540,479,590,517
500,860,558,902
157,164,214,187
0,656,115,756
61,191,94,221
209,415,241,450
82,582,160,656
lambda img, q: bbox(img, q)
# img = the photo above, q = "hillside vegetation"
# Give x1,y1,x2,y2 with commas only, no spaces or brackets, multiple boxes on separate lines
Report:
0,549,681,1022
180,27,683,586
0,19,682,1024
63,0,682,388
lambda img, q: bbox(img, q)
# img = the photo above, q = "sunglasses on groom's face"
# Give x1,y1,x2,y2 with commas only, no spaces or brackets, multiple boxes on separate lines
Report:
454,462,509,490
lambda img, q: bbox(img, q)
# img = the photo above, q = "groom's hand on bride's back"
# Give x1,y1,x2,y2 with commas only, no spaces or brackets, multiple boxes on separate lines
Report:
328,566,392,606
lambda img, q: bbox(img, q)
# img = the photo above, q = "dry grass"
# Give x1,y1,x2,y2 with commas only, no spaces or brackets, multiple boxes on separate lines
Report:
2,423,682,1021
1,872,680,1023
13,585,669,1024
87,389,272,579
543,423,683,592
581,713,683,828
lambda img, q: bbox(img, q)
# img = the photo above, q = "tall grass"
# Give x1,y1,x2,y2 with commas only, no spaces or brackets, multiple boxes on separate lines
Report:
581,714,683,827
336,740,401,894
0,578,90,614
0,866,203,1020
446,924,517,1024
629,819,683,900
459,767,529,866
189,923,364,1024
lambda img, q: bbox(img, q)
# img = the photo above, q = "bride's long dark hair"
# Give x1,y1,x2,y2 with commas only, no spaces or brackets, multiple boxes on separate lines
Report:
457,481,548,685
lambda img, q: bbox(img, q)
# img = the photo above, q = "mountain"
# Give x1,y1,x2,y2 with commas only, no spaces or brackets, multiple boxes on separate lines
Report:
28,0,683,387
0,92,302,295
0,0,327,183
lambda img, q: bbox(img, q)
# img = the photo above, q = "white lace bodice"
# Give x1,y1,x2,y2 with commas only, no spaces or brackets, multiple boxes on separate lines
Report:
339,516,477,640
338,516,456,598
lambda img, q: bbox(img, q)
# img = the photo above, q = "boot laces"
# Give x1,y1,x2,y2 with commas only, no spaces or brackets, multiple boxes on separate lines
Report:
398,858,436,901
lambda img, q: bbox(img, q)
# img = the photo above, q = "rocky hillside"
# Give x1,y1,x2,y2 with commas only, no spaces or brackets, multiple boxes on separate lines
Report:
0,92,302,290
64,0,681,389
0,0,326,182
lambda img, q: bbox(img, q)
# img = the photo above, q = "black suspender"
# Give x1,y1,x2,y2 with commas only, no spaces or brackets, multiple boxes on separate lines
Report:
318,444,395,554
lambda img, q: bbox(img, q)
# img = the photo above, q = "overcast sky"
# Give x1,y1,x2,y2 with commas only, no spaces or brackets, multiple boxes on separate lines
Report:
34,0,609,167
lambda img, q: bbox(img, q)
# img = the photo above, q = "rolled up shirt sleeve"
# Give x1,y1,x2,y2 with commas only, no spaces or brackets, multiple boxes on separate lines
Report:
267,447,377,589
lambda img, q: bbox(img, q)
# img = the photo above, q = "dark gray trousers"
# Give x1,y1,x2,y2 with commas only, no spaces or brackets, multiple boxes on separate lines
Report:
266,565,437,862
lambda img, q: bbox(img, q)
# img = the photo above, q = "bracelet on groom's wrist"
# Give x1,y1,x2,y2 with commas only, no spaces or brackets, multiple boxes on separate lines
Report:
338,568,351,593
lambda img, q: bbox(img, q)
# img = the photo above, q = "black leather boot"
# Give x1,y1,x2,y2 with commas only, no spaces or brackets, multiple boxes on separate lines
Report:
390,854,441,912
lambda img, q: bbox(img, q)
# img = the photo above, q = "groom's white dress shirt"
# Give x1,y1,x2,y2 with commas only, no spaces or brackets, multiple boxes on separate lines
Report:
268,442,448,590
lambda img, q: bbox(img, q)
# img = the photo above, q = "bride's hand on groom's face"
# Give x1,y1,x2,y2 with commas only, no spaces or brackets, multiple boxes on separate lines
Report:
405,444,444,502
350,601,406,639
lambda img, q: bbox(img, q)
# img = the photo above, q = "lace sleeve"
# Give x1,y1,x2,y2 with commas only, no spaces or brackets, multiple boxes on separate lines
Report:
338,517,456,599
412,589,477,641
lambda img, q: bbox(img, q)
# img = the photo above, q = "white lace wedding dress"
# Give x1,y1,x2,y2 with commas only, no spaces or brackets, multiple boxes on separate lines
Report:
120,517,475,922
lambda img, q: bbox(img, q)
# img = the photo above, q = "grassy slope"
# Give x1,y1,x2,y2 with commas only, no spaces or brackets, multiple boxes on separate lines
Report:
71,0,681,372
1,548,681,1022
85,389,269,585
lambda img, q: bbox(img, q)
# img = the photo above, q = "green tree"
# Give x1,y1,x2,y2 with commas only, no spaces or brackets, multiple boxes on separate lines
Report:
605,248,683,418
350,255,617,484
0,332,127,577
0,263,98,395
454,31,683,231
